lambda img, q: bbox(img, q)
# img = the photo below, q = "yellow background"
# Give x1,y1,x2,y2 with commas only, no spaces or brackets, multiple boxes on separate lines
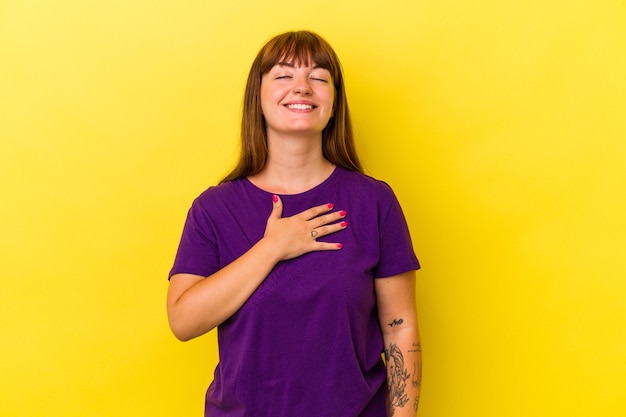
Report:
1,1,625,416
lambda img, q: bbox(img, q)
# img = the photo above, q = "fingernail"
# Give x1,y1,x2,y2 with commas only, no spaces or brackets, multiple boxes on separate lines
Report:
339,210,347,216
273,195,278,203
327,203,334,209
336,243,343,249
340,221,348,227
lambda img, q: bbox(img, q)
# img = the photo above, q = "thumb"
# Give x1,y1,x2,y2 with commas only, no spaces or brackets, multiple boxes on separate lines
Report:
269,194,283,220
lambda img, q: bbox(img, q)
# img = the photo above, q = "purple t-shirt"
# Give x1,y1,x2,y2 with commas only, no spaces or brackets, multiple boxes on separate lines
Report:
170,166,419,417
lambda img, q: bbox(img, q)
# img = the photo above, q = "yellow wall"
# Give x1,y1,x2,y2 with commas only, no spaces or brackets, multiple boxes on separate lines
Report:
1,1,624,416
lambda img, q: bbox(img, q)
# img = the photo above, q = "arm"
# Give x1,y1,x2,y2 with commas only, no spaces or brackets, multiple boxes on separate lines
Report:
375,270,421,417
167,195,347,341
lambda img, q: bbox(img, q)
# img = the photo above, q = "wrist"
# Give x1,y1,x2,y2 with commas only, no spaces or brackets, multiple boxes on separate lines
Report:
255,236,283,265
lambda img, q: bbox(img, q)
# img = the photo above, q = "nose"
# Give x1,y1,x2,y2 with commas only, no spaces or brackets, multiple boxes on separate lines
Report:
293,77,312,95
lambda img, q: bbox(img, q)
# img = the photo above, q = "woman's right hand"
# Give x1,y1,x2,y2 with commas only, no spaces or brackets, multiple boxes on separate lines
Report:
263,194,348,261
168,195,349,340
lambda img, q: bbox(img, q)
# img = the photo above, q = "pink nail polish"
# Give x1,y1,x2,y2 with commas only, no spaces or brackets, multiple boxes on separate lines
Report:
273,195,278,203
327,203,334,209
336,243,343,249
340,221,348,227
339,210,347,216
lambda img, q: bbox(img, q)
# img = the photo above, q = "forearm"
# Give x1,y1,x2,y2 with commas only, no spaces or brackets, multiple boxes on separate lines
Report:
168,198,346,341
167,237,280,340
383,327,422,417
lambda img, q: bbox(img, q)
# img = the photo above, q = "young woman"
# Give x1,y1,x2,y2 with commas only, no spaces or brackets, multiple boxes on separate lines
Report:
167,30,422,417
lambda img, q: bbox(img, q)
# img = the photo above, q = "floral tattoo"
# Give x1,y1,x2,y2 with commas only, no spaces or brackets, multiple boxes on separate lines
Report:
385,343,410,416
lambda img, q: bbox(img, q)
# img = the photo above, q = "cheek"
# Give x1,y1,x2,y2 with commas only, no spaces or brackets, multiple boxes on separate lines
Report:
260,83,284,109
324,86,335,106
324,89,336,117
259,86,272,114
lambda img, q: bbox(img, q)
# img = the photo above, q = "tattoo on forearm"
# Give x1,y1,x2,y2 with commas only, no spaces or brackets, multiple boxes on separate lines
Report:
411,344,422,411
385,343,410,416
412,361,421,388
387,318,404,327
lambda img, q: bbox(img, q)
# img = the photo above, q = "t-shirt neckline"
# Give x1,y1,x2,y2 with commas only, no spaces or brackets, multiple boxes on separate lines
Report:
242,166,342,198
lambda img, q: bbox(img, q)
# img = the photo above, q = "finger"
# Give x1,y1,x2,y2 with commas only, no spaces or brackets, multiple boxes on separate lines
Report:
311,242,344,251
314,209,347,227
313,220,348,238
299,203,335,221
269,194,283,220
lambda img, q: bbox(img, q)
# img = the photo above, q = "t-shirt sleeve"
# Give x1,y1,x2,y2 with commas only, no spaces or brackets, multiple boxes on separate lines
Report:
168,198,220,279
373,188,420,278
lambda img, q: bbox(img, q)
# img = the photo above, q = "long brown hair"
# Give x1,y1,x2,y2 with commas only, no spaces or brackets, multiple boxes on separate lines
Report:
220,31,363,184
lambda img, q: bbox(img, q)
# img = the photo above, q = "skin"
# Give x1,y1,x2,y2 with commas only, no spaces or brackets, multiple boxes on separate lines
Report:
260,61,335,144
167,61,421,416
377,271,422,416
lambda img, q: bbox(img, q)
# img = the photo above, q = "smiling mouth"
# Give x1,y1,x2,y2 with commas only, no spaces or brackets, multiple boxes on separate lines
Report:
285,103,315,110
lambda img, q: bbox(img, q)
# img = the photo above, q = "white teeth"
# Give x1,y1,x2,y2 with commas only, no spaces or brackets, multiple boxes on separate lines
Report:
287,103,313,110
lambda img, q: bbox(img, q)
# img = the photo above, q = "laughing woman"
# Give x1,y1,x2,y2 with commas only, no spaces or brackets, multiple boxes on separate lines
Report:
167,30,422,417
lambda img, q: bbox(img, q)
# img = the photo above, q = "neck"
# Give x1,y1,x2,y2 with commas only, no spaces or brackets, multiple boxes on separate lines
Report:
248,131,335,194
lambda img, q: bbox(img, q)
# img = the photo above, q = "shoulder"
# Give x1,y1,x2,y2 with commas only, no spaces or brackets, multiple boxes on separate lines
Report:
192,179,248,209
181,179,253,235
335,167,398,201
183,180,255,227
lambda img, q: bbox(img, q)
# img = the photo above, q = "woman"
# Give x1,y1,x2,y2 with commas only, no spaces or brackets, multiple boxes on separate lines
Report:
167,31,422,417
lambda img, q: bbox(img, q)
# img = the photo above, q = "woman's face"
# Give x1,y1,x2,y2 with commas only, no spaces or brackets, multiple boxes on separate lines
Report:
260,61,335,140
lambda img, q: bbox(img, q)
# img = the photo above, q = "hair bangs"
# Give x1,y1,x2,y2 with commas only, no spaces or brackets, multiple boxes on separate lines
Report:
259,32,340,81
220,30,362,184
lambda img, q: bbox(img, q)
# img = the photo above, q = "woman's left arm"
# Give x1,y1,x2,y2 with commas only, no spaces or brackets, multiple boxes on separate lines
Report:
375,270,421,417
